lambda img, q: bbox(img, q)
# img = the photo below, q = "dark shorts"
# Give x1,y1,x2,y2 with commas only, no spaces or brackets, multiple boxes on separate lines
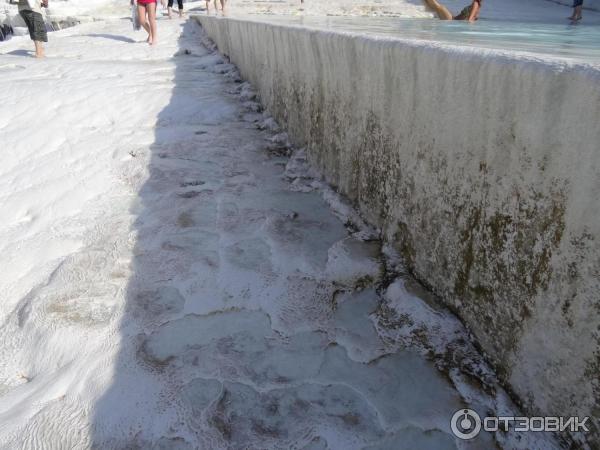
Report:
168,0,184,8
573,0,583,6
19,9,47,42
454,5,472,20
453,0,482,20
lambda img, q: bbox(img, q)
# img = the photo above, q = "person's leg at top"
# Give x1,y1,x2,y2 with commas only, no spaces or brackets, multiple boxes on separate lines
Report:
137,0,157,45
422,0,453,20
569,0,583,21
423,0,482,22
146,1,157,44
18,0,48,58
137,2,150,41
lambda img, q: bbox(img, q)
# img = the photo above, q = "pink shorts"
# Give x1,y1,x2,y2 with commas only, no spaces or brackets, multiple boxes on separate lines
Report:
137,0,155,5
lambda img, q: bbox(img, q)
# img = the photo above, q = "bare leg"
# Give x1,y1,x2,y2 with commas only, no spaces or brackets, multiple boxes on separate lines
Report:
220,0,227,14
423,0,453,20
569,5,582,20
138,4,152,43
466,1,480,22
147,2,157,45
168,6,172,18
34,40,44,58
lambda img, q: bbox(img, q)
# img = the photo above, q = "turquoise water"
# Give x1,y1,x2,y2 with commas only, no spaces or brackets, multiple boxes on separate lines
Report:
242,15,600,63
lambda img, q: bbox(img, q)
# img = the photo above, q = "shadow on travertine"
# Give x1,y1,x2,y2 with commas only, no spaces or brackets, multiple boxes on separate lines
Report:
88,18,535,450
84,33,137,43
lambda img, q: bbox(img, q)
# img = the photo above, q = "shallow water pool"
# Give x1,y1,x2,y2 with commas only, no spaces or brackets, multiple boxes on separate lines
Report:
238,15,600,64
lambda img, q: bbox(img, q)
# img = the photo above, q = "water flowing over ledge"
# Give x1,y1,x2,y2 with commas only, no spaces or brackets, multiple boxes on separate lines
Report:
196,15,600,444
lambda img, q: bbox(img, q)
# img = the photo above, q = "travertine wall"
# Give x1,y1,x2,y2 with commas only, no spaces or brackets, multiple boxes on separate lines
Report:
197,16,600,446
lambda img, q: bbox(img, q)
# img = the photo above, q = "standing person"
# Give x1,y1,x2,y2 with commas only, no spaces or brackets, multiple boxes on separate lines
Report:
206,0,226,15
167,0,184,19
18,0,48,58
569,0,583,22
423,0,482,22
133,0,158,45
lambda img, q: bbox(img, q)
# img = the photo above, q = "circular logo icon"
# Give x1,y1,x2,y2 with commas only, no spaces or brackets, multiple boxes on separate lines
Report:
451,409,482,440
